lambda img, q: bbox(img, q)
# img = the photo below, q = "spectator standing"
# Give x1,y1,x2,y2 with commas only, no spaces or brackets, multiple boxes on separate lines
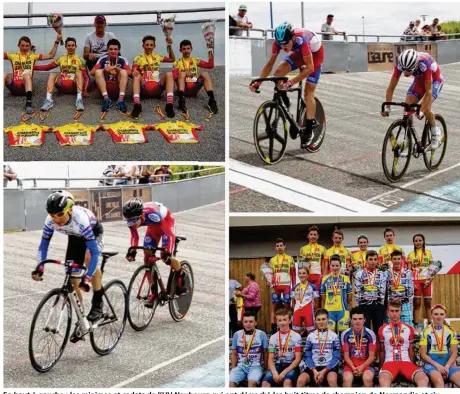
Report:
321,14,344,41
114,165,127,185
3,164,17,188
429,18,444,40
230,279,244,337
402,21,416,41
138,165,153,184
126,165,140,185
414,19,422,35
84,16,116,72
153,165,172,183
232,5,253,37
98,164,125,186
235,272,262,318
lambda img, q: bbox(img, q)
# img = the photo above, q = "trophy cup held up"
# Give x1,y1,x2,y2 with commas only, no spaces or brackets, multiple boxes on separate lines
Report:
47,13,64,45
201,20,216,57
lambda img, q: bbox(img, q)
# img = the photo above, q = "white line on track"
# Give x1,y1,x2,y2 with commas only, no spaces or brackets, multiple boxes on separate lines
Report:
230,159,385,213
367,162,460,202
111,335,225,388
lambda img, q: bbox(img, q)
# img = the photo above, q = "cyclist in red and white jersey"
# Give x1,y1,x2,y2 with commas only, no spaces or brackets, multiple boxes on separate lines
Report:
382,49,444,149
249,22,325,149
378,300,429,387
122,198,186,304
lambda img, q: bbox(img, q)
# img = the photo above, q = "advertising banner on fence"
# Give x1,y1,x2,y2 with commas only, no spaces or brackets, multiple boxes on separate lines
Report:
367,43,394,71
90,188,122,222
122,186,152,204
68,189,90,209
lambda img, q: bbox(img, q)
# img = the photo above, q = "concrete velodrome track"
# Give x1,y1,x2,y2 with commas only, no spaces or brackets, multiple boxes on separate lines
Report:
3,202,225,388
230,63,460,213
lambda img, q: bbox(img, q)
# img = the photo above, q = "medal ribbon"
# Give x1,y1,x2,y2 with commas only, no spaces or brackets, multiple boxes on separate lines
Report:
352,328,364,356
317,330,328,354
431,325,444,352
299,283,308,304
243,330,256,360
390,322,402,348
331,274,340,296
365,268,376,287
278,330,291,359
361,251,367,268
16,52,30,78
391,269,402,289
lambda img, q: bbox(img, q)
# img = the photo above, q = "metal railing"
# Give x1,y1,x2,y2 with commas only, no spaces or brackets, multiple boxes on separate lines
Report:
15,167,224,190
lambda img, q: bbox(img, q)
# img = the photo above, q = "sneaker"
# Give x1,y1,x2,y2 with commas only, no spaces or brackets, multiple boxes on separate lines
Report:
208,98,218,114
165,103,175,118
87,299,103,322
431,126,441,149
178,96,188,113
75,98,84,111
116,99,127,113
40,99,53,112
131,103,142,119
101,98,112,112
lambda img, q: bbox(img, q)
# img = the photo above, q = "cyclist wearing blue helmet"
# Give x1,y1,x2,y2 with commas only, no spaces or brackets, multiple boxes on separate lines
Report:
249,22,325,149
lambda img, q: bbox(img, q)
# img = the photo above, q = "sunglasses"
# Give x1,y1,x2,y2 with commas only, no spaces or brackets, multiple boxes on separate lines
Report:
50,210,69,218
126,217,141,226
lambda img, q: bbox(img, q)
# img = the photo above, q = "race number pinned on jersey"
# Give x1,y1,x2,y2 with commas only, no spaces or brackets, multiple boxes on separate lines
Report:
153,121,203,143
4,123,49,147
100,121,149,144
202,20,216,56
52,123,96,146
160,14,177,39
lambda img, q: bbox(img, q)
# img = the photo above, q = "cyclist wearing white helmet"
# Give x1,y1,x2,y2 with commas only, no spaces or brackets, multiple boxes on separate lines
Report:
249,21,325,150
382,48,444,149
33,190,105,342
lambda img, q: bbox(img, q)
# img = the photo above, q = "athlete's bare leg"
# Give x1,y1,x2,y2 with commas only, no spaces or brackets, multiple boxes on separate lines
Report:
296,372,311,387
75,70,84,96
164,71,174,94
305,82,317,119
414,371,429,387
327,371,338,387
117,69,128,94
379,372,392,387
178,71,186,91
428,370,444,388
413,297,422,326
23,72,33,92
46,73,58,92
424,297,432,322
133,73,142,96
4,73,12,86
362,370,374,387
95,69,107,98
200,71,213,91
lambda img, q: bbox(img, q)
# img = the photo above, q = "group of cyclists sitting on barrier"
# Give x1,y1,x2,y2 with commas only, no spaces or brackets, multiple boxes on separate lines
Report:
230,226,459,387
248,21,443,151
4,15,218,122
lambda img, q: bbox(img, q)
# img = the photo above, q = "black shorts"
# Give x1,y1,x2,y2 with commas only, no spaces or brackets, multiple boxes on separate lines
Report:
65,222,103,265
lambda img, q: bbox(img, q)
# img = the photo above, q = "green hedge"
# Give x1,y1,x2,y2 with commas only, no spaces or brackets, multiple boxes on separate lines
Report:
439,21,460,38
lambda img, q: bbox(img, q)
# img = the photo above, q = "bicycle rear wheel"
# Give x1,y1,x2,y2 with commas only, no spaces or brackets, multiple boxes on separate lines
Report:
382,119,412,182
169,261,194,322
29,288,72,372
422,115,448,171
304,97,327,153
90,279,127,355
253,100,288,164
127,265,158,331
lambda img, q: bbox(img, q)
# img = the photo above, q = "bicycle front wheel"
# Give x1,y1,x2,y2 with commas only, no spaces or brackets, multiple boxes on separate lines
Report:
169,261,194,322
127,265,158,331
422,115,448,171
253,100,288,164
90,279,127,356
382,119,413,182
29,288,72,372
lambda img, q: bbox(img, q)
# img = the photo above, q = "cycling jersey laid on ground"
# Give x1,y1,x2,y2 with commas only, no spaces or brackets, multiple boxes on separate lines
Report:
325,245,351,274
302,328,341,371
321,274,352,332
37,206,103,279
129,201,176,255
269,253,296,304
408,249,434,298
4,123,49,147
153,121,203,143
393,52,443,100
101,121,149,144
299,243,325,289
291,282,319,331
420,323,460,379
52,123,96,146
341,327,377,372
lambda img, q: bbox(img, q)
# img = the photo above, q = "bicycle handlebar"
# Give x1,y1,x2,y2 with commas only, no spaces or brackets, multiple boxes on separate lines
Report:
127,246,167,254
251,77,289,84
382,102,421,116
33,260,88,285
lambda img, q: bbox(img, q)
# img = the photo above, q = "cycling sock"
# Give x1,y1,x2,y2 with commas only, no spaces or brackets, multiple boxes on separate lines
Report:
206,90,215,100
166,92,174,104
178,90,184,99
76,92,82,101
92,289,103,303
102,92,108,99
46,92,52,101
133,94,140,104
26,91,33,101
118,92,125,101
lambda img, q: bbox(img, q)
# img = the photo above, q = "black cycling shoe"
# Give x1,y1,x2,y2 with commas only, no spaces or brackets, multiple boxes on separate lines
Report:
175,271,188,296
87,299,103,322
131,103,142,119
208,98,218,114
178,96,188,113
165,103,175,118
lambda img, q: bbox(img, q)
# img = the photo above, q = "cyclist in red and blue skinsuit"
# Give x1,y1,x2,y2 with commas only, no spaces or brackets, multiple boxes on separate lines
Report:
249,22,325,150
123,198,186,302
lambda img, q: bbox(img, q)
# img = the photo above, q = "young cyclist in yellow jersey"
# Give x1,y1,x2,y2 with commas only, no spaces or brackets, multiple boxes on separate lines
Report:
4,34,61,115
320,255,352,334
324,229,351,275
130,35,176,119
351,234,369,272
298,225,325,290
172,39,218,114
266,238,296,334
378,227,405,270
34,37,87,113
407,234,435,329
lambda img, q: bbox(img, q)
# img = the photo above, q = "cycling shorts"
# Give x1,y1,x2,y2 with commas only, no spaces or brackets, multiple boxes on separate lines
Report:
271,285,291,304
6,79,26,96
423,354,460,379
143,213,176,255
230,365,264,384
56,79,78,93
308,274,322,292
328,310,350,332
301,365,338,384
284,44,325,85
183,80,204,97
263,363,298,384
66,226,104,275
141,81,164,98
414,280,432,298
380,361,423,382
408,77,443,100
293,302,315,331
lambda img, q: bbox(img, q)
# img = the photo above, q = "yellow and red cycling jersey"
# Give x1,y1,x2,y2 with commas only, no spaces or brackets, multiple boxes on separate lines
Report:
351,250,368,270
407,249,433,280
379,244,405,268
4,123,49,147
269,253,295,286
52,123,96,146
299,243,325,275
101,121,149,144
133,52,173,82
34,54,86,81
325,245,351,274
153,121,202,143
4,52,43,80
172,54,214,81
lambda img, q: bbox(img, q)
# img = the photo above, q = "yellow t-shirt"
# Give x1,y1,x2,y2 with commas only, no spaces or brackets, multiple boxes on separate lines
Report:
133,53,164,82
299,243,325,275
325,245,351,273
6,52,41,80
407,249,433,280
173,57,201,82
55,54,85,80
269,253,294,286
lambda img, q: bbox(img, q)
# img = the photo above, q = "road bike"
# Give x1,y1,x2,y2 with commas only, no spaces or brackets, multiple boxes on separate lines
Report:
29,251,127,372
381,102,448,182
126,236,194,331
251,76,326,164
